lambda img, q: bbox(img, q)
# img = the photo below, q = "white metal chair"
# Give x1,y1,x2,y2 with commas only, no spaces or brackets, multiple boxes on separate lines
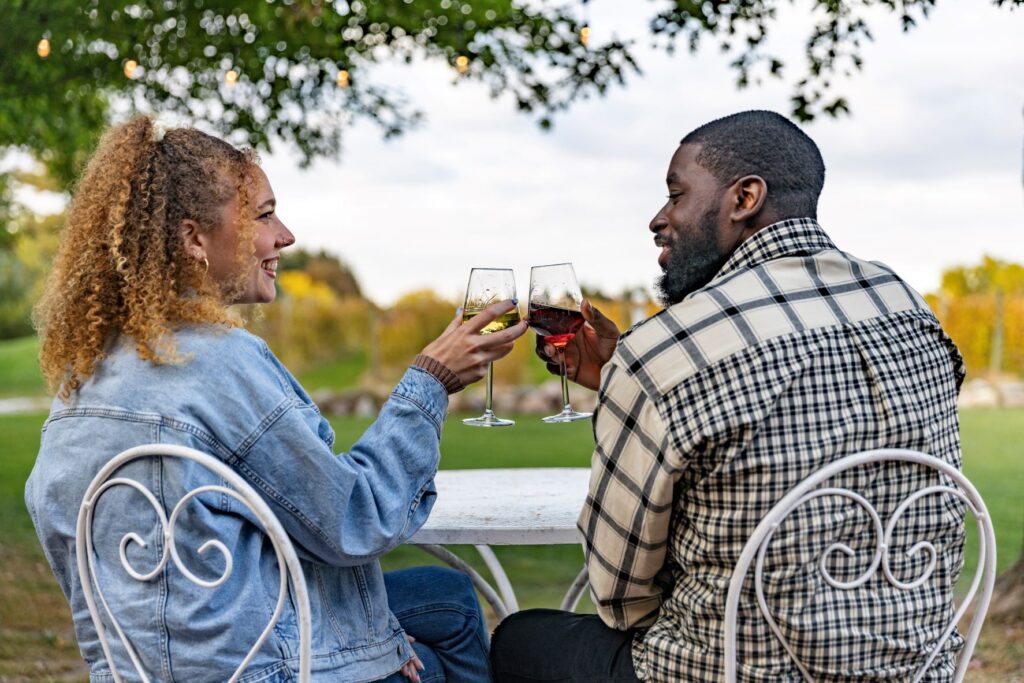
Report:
76,444,312,683
723,448,997,682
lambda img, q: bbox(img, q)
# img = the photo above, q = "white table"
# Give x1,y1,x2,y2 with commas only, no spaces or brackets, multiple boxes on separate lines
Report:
408,468,591,620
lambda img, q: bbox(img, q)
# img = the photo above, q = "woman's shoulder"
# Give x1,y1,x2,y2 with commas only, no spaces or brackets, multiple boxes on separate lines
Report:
101,325,282,398
174,324,268,357
175,325,283,384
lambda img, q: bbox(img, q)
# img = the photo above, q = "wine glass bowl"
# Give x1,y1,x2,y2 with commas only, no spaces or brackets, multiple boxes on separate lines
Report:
462,268,519,428
528,263,593,423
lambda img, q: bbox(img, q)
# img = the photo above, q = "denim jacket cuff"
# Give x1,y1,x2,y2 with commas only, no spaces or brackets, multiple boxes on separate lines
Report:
413,354,465,394
395,366,449,427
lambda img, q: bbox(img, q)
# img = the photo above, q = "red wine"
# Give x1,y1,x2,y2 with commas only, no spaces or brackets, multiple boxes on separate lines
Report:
528,303,584,347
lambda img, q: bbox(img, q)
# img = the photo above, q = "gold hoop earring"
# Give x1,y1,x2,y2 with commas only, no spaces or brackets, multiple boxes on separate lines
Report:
202,257,209,274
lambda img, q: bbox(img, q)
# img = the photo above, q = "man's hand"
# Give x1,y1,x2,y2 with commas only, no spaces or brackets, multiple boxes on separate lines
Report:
421,299,528,388
535,299,620,391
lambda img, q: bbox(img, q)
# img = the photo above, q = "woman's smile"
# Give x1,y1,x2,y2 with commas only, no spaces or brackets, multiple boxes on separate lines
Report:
261,257,279,279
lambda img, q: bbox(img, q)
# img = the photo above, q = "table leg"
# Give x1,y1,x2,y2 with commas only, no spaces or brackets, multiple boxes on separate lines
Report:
559,565,589,612
417,544,510,621
474,545,519,614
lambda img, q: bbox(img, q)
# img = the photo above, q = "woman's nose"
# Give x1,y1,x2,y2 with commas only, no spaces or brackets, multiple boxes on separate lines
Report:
277,222,296,247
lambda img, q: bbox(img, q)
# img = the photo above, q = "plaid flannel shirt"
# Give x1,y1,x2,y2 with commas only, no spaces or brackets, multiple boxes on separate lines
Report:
579,219,967,681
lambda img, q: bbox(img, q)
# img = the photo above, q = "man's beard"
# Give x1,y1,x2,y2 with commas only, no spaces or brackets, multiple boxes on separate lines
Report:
655,206,730,306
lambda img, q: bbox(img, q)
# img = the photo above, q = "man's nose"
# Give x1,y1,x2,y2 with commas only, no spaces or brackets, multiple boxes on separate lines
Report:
649,209,668,233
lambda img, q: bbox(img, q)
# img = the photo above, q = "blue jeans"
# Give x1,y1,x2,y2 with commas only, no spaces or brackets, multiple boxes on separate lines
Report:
376,566,491,683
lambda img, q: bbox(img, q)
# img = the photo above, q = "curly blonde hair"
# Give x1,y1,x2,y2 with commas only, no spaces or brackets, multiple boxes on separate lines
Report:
35,116,260,400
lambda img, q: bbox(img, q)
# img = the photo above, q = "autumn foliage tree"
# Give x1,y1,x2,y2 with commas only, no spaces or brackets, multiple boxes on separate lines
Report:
375,289,455,372
926,257,1024,377
247,250,371,372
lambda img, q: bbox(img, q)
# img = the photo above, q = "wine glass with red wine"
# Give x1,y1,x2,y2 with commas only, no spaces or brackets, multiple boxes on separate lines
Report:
528,263,592,423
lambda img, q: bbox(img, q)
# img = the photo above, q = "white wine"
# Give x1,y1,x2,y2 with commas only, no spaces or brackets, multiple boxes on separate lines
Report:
463,309,522,335
461,267,518,427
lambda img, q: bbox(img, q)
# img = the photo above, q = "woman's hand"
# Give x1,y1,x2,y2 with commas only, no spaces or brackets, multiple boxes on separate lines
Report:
420,299,528,388
535,299,620,391
400,635,425,682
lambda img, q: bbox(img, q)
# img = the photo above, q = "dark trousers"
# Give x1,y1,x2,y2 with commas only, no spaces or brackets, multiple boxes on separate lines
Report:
490,609,642,682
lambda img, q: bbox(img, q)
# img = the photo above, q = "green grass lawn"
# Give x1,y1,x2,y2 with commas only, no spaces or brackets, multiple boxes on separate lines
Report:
0,336,45,398
959,409,1024,573
294,349,369,393
1,408,1021,677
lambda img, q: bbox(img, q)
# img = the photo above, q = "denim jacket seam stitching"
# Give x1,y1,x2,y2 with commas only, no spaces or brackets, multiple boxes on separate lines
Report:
331,478,433,563
259,336,318,415
353,565,377,637
27,502,67,587
233,635,408,683
157,417,234,460
386,392,443,437
314,565,348,645
235,660,289,683
228,397,348,557
45,406,164,424
235,400,293,460
153,424,175,680
309,630,406,659
395,478,435,543
43,408,236,460
232,456,346,560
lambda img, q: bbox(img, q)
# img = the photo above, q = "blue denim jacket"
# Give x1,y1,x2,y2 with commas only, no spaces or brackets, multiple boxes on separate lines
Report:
25,326,447,682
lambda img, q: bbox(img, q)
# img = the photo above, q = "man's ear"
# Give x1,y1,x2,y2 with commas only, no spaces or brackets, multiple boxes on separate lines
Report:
728,175,768,223
179,219,207,261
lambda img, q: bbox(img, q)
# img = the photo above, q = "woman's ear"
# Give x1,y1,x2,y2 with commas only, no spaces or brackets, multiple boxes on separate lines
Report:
179,218,207,261
729,175,768,223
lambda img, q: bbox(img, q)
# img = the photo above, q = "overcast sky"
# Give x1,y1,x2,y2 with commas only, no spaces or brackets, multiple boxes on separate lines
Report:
261,1,1023,306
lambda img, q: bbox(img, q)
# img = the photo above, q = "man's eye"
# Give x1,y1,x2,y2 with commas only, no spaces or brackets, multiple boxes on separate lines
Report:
667,193,682,202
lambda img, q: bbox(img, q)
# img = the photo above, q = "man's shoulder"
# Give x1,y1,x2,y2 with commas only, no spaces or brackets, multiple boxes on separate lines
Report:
614,249,933,398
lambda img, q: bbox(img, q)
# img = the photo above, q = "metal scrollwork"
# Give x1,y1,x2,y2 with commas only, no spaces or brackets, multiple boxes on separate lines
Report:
76,445,312,683
724,449,997,683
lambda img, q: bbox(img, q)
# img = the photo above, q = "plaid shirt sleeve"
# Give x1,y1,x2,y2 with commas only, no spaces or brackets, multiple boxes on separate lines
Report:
578,360,684,630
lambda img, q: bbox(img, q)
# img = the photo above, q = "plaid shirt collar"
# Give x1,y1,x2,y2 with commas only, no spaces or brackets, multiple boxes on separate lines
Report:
712,217,837,282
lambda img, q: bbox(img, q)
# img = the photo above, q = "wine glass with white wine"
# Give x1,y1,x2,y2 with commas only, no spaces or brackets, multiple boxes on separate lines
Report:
527,263,592,423
462,268,520,427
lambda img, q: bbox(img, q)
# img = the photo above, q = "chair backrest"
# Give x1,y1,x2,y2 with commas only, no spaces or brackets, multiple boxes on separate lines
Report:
75,444,312,683
723,448,996,683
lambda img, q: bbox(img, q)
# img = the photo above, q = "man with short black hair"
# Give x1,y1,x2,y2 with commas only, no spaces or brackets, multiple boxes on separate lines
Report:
490,110,966,682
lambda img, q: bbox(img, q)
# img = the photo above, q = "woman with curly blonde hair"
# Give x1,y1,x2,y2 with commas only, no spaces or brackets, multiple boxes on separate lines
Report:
27,116,525,682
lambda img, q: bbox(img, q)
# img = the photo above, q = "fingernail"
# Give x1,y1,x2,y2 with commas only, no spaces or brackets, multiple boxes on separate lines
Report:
456,306,463,316
511,297,518,305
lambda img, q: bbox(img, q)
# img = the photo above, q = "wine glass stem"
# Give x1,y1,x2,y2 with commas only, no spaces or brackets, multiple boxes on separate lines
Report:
484,362,495,413
558,348,571,409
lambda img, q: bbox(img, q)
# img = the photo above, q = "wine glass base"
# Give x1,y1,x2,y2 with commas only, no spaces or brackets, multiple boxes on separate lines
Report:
541,408,592,423
463,413,516,428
